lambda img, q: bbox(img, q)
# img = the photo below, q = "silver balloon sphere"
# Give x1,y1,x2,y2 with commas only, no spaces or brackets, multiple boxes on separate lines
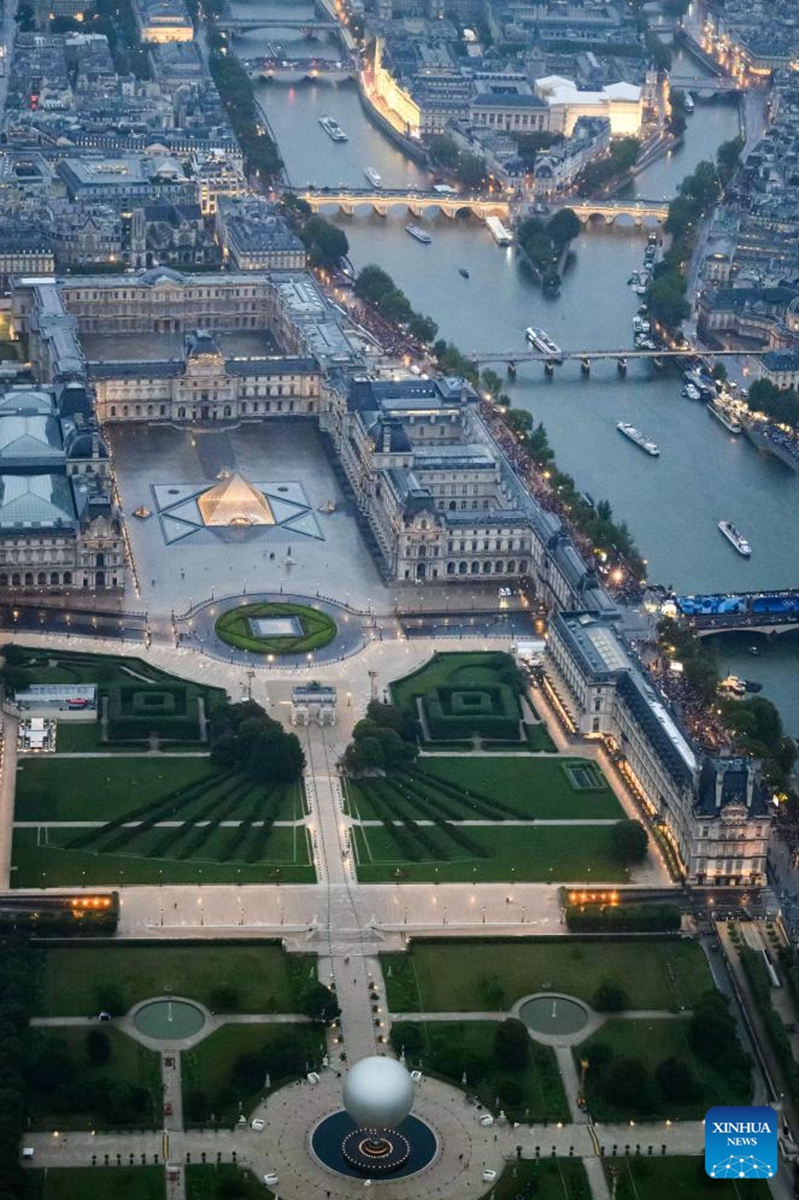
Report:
343,1056,415,1130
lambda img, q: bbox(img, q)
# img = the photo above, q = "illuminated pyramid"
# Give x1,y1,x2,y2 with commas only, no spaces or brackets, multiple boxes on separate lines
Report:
197,472,276,527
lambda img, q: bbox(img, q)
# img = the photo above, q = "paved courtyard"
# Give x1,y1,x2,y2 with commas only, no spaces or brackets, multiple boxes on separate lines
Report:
108,421,387,614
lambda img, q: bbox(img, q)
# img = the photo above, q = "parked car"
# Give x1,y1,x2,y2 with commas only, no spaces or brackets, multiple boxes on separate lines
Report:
307,1072,320,1084
263,1173,279,1186
251,1118,265,1131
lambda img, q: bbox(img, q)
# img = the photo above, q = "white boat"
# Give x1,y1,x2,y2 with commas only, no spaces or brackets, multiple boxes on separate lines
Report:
634,282,648,295
718,520,751,557
364,166,383,188
318,115,347,142
632,315,651,335
682,384,701,401
525,326,564,362
405,224,431,244
708,401,742,434
684,92,695,113
617,421,660,456
485,215,513,245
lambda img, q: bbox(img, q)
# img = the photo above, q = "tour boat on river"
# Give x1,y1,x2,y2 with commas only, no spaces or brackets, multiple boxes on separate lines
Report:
319,115,347,142
617,422,660,456
718,520,751,557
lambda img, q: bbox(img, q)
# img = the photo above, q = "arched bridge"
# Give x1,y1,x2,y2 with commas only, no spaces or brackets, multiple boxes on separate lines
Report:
555,199,669,226
295,188,511,219
673,590,799,637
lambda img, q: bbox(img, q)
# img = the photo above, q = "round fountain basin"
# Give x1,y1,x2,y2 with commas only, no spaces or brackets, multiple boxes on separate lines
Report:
519,995,589,1036
133,999,206,1040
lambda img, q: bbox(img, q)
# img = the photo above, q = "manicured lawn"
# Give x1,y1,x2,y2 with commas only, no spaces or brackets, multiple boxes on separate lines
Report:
186,1165,269,1200
578,1018,751,1120
28,1025,161,1130
382,939,713,1013
352,823,626,883
420,756,621,819
182,1023,325,1125
12,824,315,887
27,1168,165,1200
602,1157,771,1199
392,1020,569,1122
479,1159,590,1200
36,943,313,1016
15,757,215,822
215,601,336,654
392,651,522,713
53,722,104,752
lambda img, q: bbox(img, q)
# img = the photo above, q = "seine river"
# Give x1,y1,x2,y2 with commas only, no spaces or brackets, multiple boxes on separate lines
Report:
236,8,799,735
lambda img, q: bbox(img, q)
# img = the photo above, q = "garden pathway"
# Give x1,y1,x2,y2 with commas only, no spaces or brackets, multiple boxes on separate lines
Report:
0,713,17,889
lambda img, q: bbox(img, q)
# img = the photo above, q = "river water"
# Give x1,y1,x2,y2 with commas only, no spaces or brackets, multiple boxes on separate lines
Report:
240,15,799,734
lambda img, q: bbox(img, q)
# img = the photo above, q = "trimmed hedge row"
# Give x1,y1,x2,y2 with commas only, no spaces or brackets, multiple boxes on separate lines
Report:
214,602,337,655
107,682,200,741
739,945,799,1108
424,682,519,741
565,903,681,932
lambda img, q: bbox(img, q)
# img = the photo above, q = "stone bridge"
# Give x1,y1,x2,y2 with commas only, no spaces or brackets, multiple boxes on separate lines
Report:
295,188,511,220
554,199,669,226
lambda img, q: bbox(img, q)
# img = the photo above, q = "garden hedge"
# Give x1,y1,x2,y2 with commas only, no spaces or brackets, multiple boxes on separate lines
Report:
214,602,337,655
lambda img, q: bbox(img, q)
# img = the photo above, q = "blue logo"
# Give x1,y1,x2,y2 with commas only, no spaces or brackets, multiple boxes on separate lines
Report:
705,1106,778,1179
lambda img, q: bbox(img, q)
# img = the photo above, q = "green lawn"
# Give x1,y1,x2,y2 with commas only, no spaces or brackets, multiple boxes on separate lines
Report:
27,1168,165,1200
352,823,626,883
15,757,215,822
578,1018,751,1120
53,722,104,752
603,1157,771,1200
382,939,713,1013
347,753,614,820
11,824,315,887
186,1165,269,1200
36,944,313,1016
28,1025,161,1130
392,651,521,710
479,1159,590,1200
182,1023,326,1125
392,1020,569,1122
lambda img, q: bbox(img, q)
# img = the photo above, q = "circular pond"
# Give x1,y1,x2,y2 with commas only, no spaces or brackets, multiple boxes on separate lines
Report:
133,999,206,1040
519,995,589,1037
311,1111,437,1180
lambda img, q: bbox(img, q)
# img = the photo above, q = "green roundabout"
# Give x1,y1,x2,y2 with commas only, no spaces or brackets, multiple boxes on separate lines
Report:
214,601,338,655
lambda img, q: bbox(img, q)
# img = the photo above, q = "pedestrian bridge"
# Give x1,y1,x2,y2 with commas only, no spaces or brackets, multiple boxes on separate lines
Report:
673,591,799,637
295,188,512,219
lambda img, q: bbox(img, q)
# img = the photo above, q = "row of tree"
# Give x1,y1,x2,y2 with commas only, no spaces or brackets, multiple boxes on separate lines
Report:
657,616,797,791
746,379,799,431
575,137,640,197
210,699,306,782
428,135,489,191
208,52,283,183
0,935,37,1200
342,699,418,773
354,265,439,343
501,403,646,579
646,139,743,331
